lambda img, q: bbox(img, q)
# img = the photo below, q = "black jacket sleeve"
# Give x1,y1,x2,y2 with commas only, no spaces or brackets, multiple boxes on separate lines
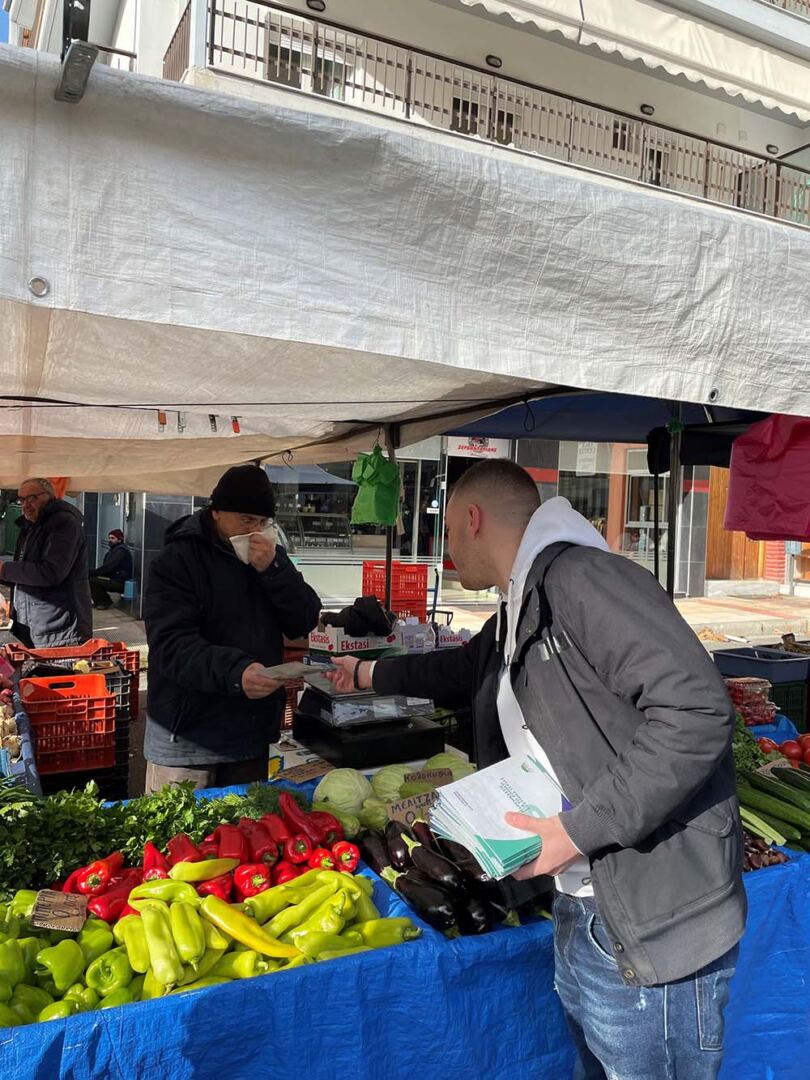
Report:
3,514,84,589
373,633,482,710
93,545,126,578
145,551,254,697
256,549,321,640
555,551,735,856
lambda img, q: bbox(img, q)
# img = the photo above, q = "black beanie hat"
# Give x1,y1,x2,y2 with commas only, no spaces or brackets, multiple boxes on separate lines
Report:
210,466,276,517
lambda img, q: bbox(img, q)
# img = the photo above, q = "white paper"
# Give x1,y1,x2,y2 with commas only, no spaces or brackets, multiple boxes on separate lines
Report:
230,524,278,564
430,755,565,879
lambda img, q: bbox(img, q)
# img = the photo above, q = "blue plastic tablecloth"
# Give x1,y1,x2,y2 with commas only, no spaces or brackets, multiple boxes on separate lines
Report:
3,789,810,1079
7,689,41,794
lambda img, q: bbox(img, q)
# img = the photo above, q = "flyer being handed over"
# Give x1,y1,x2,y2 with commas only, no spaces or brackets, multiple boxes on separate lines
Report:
429,754,564,880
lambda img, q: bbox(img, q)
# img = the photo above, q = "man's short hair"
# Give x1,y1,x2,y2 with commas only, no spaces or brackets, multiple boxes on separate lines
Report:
20,478,55,497
450,460,540,520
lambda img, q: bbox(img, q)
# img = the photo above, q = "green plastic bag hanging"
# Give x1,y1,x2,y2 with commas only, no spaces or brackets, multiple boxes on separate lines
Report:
351,445,400,526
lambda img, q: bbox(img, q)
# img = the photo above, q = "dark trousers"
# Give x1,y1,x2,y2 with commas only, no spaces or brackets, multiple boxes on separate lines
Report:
90,576,125,608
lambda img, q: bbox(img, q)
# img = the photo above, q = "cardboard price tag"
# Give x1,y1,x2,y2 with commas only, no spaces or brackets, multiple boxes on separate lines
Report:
275,759,334,783
30,889,88,933
403,768,454,787
386,791,439,827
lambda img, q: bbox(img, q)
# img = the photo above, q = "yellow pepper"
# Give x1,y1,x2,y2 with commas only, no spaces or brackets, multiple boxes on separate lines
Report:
198,896,301,959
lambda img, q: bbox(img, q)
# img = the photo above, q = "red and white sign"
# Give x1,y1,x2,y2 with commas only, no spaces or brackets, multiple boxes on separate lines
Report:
447,436,511,460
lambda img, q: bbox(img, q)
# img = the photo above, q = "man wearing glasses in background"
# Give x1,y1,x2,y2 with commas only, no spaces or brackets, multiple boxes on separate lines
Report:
0,478,92,648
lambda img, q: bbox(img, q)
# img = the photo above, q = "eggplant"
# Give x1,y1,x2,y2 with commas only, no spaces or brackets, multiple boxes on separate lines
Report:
411,819,437,851
437,839,491,889
383,868,457,933
407,840,468,896
358,829,391,876
456,896,492,936
384,821,415,871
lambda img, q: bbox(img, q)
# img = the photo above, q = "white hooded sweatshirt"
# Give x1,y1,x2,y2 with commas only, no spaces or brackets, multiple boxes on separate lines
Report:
496,497,609,897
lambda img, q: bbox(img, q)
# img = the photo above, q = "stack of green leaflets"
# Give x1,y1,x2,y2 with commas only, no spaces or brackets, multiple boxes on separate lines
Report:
429,754,564,880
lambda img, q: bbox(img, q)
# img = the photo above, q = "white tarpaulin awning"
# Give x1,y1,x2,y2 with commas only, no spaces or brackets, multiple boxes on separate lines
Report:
0,46,809,495
456,0,810,121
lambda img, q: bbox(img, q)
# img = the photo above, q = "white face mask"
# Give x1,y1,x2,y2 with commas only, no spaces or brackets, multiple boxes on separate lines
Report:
229,523,278,564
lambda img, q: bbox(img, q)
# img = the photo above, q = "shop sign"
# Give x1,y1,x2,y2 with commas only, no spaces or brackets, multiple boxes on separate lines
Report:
575,442,598,476
447,436,511,460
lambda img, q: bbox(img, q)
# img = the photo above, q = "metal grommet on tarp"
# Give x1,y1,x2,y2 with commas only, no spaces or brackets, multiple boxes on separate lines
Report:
27,276,50,298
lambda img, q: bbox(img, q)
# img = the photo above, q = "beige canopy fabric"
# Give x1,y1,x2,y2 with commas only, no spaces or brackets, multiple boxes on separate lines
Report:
457,0,810,121
0,47,809,494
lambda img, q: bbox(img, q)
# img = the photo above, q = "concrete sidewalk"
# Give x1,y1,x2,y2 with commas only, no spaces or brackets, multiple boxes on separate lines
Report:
83,592,810,651
439,594,810,645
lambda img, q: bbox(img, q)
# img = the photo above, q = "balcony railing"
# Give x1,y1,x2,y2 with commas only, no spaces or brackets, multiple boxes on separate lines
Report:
762,0,810,19
163,0,192,83
163,1,810,229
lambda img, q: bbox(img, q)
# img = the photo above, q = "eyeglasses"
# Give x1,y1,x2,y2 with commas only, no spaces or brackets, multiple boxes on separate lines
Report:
17,492,47,505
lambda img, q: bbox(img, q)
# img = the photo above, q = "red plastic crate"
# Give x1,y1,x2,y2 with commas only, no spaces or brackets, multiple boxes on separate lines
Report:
8,637,140,674
20,674,116,723
33,715,115,752
361,561,429,620
36,744,116,775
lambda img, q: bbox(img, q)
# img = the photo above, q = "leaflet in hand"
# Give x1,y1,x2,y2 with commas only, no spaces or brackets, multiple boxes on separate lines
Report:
428,754,564,880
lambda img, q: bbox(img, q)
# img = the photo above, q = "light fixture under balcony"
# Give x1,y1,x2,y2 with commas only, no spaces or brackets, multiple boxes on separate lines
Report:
55,41,99,103
306,0,326,12
485,54,503,69
766,144,779,156
640,104,655,117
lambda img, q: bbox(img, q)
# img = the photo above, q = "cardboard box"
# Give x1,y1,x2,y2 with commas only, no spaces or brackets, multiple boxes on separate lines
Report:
437,626,472,649
397,621,436,654
308,625,403,658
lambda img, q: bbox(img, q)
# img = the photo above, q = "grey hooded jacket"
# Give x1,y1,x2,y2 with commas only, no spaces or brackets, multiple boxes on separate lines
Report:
4,500,93,648
374,544,745,987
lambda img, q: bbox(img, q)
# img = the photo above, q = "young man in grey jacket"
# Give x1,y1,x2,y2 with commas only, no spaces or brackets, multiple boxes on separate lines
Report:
329,460,744,1079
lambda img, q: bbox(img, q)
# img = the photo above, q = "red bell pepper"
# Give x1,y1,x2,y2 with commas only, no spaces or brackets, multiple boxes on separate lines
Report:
118,904,141,920
233,863,273,899
308,847,336,872
166,833,202,865
76,852,125,896
61,868,84,895
331,841,360,874
283,834,312,865
239,819,279,867
198,838,219,859
261,813,291,849
87,869,142,922
142,841,170,881
196,873,233,902
272,862,302,886
309,810,344,846
212,824,249,863
279,793,322,848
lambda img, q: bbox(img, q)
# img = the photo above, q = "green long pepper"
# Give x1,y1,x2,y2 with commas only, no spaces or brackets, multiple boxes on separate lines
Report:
170,902,206,967
140,902,184,988
115,916,150,974
265,880,340,939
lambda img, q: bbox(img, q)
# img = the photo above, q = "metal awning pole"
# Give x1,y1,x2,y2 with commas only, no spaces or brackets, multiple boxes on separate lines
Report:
666,409,683,599
653,470,661,583
384,425,399,611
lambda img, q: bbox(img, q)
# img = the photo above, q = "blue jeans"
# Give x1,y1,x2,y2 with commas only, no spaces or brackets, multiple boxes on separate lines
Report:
553,892,738,1080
